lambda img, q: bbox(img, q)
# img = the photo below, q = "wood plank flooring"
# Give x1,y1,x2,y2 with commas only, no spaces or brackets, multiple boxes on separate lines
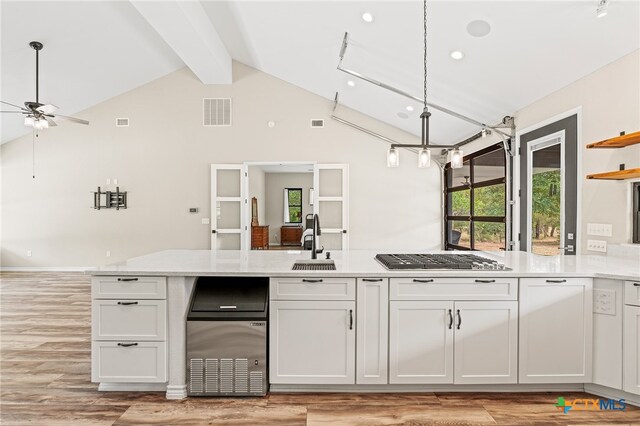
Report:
1,271,639,425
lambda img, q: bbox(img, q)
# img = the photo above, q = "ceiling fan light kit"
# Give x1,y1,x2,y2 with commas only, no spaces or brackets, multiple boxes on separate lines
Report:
0,41,90,131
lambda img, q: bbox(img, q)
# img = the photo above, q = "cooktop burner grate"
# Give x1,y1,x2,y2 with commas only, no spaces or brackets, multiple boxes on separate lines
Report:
375,253,508,270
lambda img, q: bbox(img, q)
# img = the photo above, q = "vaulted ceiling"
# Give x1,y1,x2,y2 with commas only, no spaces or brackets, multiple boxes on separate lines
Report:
2,1,639,145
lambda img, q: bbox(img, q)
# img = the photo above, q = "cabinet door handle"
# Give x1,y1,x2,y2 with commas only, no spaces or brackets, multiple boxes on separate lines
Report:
413,279,434,283
448,309,453,330
117,278,138,282
633,283,640,287
302,279,323,283
349,309,353,330
362,278,383,282
546,279,567,283
117,342,138,347
117,301,139,305
456,309,462,330
475,279,495,283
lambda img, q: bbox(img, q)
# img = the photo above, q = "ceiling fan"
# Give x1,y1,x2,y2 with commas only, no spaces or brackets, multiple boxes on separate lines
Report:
0,41,89,130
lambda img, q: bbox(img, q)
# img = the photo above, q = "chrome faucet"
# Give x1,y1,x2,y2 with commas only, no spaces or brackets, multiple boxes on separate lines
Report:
311,214,324,259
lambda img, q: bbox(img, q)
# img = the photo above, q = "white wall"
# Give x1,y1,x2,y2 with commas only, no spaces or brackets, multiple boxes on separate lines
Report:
1,62,442,267
264,172,313,245
248,166,266,226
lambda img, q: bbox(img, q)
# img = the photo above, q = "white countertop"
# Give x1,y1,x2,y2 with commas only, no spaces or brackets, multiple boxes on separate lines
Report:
88,249,640,281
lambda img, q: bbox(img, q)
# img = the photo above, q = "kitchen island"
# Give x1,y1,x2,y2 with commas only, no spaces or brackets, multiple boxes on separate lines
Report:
88,249,640,402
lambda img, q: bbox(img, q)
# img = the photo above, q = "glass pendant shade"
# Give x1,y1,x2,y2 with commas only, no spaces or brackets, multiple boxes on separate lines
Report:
417,148,431,168
387,147,400,167
450,148,464,169
24,116,35,127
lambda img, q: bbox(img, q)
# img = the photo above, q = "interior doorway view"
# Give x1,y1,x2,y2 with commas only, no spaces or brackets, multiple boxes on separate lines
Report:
210,163,349,251
519,114,578,256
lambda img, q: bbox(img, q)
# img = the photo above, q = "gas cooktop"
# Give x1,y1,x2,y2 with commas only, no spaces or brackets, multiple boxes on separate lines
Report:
375,253,509,270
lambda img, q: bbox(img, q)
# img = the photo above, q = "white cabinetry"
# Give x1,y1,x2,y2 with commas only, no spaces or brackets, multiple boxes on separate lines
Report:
624,280,640,395
592,279,623,389
389,278,518,385
91,276,168,383
269,278,356,385
519,278,592,383
356,278,388,384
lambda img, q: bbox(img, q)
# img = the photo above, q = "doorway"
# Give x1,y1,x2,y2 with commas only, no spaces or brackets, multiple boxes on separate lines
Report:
518,114,578,256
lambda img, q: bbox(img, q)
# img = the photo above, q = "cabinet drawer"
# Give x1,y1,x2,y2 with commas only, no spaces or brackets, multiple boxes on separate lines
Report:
92,276,166,300
625,281,640,307
270,277,355,300
390,278,517,301
92,300,166,341
91,341,167,383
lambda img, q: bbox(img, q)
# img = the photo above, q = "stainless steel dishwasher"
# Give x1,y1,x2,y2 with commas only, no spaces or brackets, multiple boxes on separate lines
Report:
186,276,268,396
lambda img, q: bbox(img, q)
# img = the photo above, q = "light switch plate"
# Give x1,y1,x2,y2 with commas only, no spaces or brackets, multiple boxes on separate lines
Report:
587,239,607,253
587,223,613,236
201,218,210,225
594,289,616,315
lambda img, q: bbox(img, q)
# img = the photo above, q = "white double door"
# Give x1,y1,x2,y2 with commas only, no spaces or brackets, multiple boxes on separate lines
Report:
389,300,518,384
210,163,348,250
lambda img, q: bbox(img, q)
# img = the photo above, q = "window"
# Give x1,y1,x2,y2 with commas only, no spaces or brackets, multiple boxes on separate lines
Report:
284,188,302,223
445,144,507,251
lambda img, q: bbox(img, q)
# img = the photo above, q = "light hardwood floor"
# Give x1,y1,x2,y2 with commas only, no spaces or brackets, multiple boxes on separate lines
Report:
1,271,639,425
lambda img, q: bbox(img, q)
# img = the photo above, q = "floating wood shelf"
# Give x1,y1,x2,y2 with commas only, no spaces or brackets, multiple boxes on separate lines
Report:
587,131,640,149
587,168,640,180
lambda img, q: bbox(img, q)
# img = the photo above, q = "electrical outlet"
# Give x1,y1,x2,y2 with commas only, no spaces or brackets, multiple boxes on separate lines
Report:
106,178,111,185
587,239,607,253
594,289,616,315
27,249,32,257
201,218,210,225
113,178,118,185
106,250,111,257
587,223,613,237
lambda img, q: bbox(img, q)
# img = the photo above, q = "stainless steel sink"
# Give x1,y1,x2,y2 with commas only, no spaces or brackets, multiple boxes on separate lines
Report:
292,260,336,271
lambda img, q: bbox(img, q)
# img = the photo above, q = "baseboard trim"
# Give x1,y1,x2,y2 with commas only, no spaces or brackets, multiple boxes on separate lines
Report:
269,383,584,393
98,383,167,392
585,383,640,407
166,385,188,400
0,266,91,272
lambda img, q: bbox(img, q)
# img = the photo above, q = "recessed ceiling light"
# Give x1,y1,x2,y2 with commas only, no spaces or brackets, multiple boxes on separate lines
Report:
362,12,374,23
450,50,464,60
406,106,414,112
397,112,409,119
467,20,491,37
347,80,355,87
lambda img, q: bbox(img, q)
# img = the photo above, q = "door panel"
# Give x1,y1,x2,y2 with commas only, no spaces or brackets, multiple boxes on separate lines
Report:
211,164,247,250
519,115,577,255
313,164,349,250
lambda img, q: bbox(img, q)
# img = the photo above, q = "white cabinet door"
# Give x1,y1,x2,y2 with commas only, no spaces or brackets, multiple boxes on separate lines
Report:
454,301,518,384
592,279,623,390
92,300,167,341
356,278,388,384
92,341,167,383
519,278,592,383
270,300,355,384
624,305,640,395
389,301,453,384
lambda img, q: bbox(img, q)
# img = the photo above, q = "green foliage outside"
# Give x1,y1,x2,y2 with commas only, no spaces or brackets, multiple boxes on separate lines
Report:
287,189,302,223
531,170,561,239
450,184,506,248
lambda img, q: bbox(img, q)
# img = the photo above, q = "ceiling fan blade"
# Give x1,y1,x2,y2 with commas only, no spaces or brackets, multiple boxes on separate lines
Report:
37,104,58,114
44,116,58,127
0,100,29,111
0,110,27,113
53,114,89,125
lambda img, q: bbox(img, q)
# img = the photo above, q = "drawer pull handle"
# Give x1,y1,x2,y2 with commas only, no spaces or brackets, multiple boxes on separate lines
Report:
448,309,453,330
413,279,434,283
117,301,139,306
362,278,383,282
302,279,323,283
220,305,237,309
456,309,462,330
546,279,567,283
633,283,640,287
117,278,138,282
117,343,138,347
475,279,495,283
349,309,353,330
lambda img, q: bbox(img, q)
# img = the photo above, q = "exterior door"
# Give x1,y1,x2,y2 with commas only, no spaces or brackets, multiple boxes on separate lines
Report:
519,115,578,255
313,164,349,250
210,164,247,250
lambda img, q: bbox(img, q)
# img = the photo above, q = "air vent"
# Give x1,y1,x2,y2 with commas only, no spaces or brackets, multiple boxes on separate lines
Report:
189,359,204,393
249,371,263,394
311,119,324,128
115,118,129,127
205,358,219,393
235,359,248,393
219,358,234,393
203,98,232,127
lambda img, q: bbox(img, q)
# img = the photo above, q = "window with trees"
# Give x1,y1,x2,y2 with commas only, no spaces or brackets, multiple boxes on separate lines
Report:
284,188,302,223
445,144,507,251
